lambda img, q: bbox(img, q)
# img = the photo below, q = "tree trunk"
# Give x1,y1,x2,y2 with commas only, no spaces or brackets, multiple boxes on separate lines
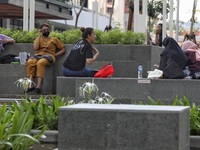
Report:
71,0,87,29
109,0,115,27
127,1,134,31
190,0,197,35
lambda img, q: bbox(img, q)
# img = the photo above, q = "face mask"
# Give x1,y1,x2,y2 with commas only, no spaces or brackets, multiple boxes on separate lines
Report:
43,31,50,37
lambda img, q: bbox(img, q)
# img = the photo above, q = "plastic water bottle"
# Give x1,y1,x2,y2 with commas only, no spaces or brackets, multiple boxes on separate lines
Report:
138,64,143,79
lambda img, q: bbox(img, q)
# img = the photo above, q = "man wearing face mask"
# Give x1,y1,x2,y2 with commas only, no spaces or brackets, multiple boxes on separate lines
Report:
26,23,65,94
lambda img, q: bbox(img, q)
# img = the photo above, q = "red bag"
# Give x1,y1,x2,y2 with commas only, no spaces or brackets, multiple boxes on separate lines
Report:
94,64,114,78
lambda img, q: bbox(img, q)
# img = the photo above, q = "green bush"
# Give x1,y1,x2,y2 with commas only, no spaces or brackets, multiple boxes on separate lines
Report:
94,29,104,44
0,104,45,150
101,29,122,44
10,95,74,130
120,31,145,45
0,27,147,45
62,29,82,44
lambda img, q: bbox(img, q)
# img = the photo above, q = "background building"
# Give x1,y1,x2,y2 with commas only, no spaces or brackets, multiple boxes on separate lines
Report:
0,0,114,31
87,0,129,31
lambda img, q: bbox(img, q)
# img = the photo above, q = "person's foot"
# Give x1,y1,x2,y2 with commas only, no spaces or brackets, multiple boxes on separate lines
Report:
25,87,35,93
35,88,41,94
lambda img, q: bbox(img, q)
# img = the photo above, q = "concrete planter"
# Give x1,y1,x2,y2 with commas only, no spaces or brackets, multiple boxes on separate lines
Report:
30,130,58,150
30,130,200,150
190,136,200,150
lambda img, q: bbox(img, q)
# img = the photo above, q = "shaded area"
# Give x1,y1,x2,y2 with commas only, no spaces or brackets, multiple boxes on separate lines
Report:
0,0,72,20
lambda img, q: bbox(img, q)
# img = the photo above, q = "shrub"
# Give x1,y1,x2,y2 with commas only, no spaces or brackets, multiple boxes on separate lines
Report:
0,104,46,150
62,29,82,44
10,95,74,130
0,28,147,45
121,31,146,45
94,29,104,44
11,29,38,43
101,29,122,44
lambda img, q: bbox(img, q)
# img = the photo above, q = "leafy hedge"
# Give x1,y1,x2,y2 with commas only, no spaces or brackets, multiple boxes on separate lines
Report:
0,28,146,45
147,96,200,136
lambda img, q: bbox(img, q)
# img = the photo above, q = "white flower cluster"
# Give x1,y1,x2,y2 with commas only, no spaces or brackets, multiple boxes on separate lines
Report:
79,80,114,104
79,81,99,98
14,78,35,91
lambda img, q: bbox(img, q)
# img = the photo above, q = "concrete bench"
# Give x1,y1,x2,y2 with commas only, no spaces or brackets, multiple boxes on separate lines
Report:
0,43,162,96
56,77,200,105
58,104,190,150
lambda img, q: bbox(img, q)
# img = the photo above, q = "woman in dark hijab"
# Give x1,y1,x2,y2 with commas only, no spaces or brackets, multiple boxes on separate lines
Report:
158,36,187,79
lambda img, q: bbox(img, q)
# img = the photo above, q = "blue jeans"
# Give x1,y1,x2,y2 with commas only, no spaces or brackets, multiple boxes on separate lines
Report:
62,66,95,77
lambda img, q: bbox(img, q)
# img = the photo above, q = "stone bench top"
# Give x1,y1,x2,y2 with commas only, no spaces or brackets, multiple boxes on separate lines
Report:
57,76,200,83
60,104,190,112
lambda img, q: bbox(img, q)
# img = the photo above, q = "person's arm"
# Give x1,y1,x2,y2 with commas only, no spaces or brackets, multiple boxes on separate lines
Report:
6,38,15,43
155,32,159,46
33,29,43,51
86,48,99,64
0,35,15,44
55,47,66,57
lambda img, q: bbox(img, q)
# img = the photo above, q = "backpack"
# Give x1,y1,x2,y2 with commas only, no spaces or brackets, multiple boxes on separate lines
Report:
0,54,17,64
94,64,114,78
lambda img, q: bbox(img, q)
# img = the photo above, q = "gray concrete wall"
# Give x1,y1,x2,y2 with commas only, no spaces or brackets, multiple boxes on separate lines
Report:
58,104,190,150
57,77,200,105
0,43,161,96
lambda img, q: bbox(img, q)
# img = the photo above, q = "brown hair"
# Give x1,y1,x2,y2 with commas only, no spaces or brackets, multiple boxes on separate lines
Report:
39,23,51,29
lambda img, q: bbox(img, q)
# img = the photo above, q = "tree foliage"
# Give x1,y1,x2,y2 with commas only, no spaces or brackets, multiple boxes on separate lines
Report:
147,0,170,35
127,0,170,33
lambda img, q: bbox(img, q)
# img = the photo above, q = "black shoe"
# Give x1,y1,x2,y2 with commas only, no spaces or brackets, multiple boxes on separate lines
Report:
25,87,35,93
35,88,41,94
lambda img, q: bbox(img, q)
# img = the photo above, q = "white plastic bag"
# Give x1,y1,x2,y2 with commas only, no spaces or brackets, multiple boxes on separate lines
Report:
147,69,163,79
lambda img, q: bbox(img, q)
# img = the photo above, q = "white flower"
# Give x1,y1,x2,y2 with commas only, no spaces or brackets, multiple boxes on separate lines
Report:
96,97,103,103
79,81,99,98
95,92,115,104
88,99,96,104
14,77,36,91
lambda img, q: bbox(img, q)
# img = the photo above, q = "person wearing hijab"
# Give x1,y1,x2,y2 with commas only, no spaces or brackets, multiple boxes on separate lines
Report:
182,40,200,79
62,27,99,77
158,36,187,79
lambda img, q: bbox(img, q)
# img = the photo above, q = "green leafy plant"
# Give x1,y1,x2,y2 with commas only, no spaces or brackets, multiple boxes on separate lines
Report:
62,29,82,44
0,27,147,45
11,29,38,43
11,95,74,130
148,96,163,105
0,104,46,150
101,29,122,44
94,29,104,44
50,31,63,41
190,103,200,135
120,31,146,45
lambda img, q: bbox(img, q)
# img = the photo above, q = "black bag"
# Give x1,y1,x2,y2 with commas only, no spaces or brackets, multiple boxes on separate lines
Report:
0,54,17,64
